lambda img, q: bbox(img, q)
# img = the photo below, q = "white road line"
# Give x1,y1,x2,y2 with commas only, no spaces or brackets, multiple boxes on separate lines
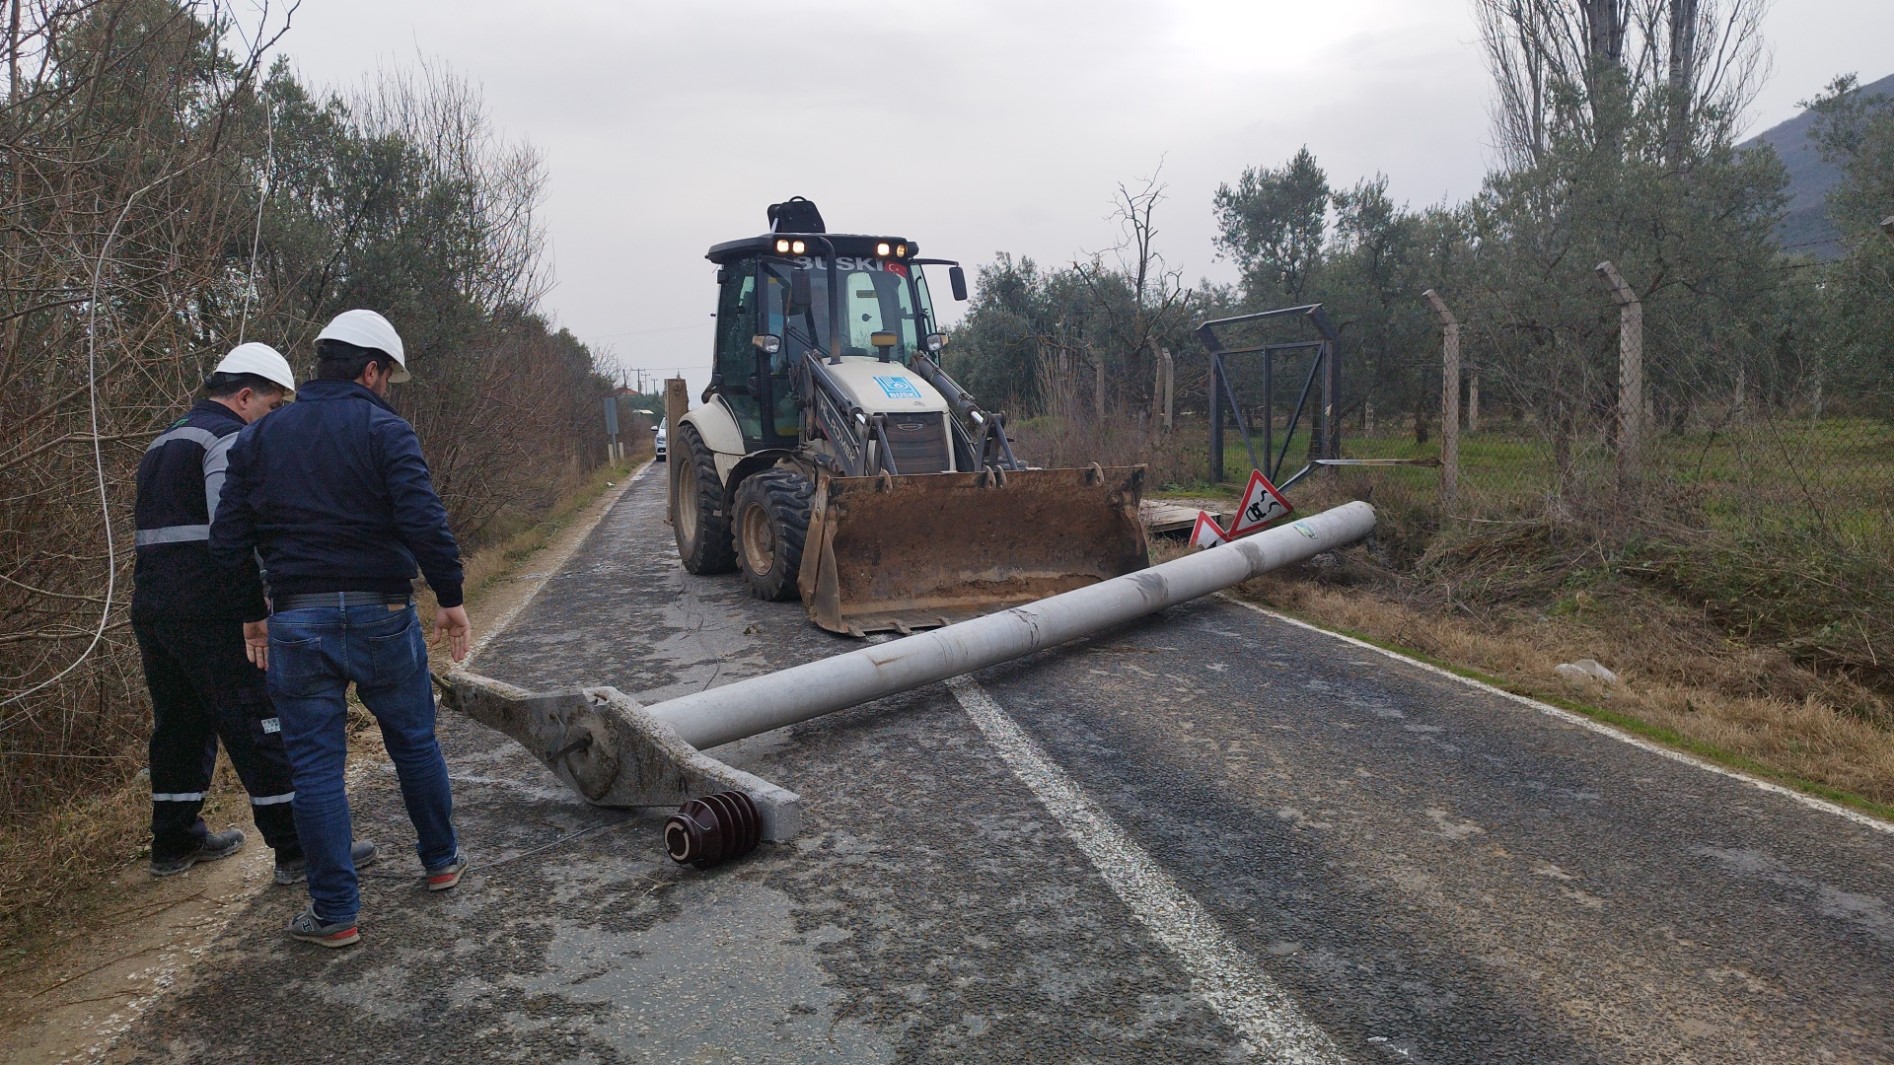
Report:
944,673,1347,1063
463,461,651,666
1221,596,1894,835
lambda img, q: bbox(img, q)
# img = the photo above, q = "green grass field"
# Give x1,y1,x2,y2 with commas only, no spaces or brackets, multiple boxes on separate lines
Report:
1186,417,1894,560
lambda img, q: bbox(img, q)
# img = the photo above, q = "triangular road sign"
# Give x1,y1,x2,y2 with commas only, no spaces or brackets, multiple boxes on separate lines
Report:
1189,510,1229,549
1227,469,1293,537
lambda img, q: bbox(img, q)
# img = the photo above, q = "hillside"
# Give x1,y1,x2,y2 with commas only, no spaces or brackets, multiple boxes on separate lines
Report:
1743,71,1894,257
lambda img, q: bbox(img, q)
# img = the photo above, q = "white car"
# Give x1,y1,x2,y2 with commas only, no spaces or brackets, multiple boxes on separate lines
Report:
653,418,667,461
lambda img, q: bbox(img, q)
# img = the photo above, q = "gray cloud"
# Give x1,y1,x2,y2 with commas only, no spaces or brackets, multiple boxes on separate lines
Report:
263,0,1894,394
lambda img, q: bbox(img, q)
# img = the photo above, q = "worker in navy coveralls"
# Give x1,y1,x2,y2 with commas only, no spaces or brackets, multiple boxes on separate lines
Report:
211,310,472,948
133,343,375,884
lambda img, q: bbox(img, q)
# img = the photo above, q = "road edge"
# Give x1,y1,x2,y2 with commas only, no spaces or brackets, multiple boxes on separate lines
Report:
1221,595,1894,834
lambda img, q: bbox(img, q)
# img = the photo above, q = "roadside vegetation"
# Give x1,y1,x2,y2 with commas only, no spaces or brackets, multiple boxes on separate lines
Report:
1,3,620,935
0,453,637,969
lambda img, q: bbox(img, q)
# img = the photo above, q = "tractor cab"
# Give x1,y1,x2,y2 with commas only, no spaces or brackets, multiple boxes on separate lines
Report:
704,205,963,454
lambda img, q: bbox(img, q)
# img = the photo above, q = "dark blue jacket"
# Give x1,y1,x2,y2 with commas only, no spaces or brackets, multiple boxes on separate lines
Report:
132,399,270,621
210,380,464,608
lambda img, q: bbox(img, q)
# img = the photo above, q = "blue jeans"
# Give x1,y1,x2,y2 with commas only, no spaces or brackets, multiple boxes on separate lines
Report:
267,603,457,923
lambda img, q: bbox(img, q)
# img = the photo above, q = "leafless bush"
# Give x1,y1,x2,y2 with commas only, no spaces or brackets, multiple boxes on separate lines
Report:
1009,349,1199,485
1,0,283,816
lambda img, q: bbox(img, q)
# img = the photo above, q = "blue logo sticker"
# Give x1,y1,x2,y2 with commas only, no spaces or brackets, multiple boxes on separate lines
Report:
874,375,923,400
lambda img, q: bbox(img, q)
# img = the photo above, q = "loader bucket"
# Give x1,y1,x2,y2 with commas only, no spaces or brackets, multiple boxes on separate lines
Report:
797,465,1150,636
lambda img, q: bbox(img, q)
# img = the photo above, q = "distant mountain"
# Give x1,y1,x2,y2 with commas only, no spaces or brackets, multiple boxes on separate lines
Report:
1741,71,1894,258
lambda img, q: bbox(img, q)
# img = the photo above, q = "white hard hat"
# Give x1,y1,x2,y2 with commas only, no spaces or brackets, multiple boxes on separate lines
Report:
315,309,409,382
213,342,297,398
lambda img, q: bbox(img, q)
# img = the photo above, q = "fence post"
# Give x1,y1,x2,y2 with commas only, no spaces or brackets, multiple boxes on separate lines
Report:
1310,307,1342,463
602,394,621,464
1151,348,1166,432
1467,368,1480,433
1595,260,1645,493
1208,355,1225,484
1422,289,1459,510
1149,347,1162,427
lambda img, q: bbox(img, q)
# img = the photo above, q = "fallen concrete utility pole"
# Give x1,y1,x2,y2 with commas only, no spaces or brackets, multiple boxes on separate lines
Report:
441,500,1375,862
650,500,1375,749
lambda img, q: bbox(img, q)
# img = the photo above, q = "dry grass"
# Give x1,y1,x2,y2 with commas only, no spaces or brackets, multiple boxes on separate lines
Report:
0,764,250,976
1008,354,1204,486
1060,394,1894,813
1,455,637,951
1231,557,1894,813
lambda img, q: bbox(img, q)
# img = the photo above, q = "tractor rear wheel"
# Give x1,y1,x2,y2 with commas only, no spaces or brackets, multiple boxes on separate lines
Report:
674,423,737,574
733,468,815,601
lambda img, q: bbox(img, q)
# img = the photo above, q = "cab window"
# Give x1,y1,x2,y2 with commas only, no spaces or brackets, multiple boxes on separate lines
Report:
713,260,761,440
763,258,923,364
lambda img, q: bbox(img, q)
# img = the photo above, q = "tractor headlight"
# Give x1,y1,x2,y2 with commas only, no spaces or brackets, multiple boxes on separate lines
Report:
774,238,791,254
875,241,892,257
895,243,908,257
924,332,947,353
791,239,806,255
752,334,782,355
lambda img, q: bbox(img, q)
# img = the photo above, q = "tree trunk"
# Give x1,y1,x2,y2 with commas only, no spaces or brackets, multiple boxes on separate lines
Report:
1666,0,1701,165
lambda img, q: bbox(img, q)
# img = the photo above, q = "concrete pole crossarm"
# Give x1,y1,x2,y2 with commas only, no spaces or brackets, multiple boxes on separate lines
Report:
648,501,1377,750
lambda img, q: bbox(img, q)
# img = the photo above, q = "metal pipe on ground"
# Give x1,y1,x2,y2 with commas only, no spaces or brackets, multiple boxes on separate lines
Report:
649,500,1376,750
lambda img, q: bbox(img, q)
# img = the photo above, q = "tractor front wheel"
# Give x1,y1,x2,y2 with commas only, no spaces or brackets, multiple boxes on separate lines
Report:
674,423,737,574
733,468,815,601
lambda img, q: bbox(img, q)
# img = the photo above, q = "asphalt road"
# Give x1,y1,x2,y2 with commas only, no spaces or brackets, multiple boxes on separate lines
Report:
108,466,1894,1064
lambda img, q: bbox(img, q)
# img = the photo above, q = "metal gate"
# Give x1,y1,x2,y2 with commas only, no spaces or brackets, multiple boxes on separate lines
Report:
1196,304,1341,489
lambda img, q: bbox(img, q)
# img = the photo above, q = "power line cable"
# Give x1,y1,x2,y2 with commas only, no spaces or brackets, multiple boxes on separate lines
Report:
0,158,209,726
238,101,273,341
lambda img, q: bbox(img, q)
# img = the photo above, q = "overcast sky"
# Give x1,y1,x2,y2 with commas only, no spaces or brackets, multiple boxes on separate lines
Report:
261,0,1894,395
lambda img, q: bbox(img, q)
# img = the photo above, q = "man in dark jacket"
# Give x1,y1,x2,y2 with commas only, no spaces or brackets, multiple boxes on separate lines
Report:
133,342,375,882
211,310,471,949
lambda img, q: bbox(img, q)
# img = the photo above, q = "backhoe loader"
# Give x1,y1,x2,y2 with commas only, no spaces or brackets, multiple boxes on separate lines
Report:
670,198,1148,635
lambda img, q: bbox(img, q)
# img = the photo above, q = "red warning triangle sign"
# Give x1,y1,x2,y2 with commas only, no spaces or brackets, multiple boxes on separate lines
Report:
1189,510,1229,549
1227,469,1293,537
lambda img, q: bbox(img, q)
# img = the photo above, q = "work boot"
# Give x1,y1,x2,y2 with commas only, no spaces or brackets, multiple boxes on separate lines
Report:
423,848,468,892
273,840,381,886
149,828,245,877
287,906,359,949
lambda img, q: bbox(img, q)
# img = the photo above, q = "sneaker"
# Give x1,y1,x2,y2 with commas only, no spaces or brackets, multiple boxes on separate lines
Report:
287,906,359,948
274,840,380,886
150,828,245,877
423,848,468,892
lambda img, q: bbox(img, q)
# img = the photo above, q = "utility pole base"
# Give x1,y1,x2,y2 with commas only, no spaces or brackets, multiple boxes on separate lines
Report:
440,671,804,842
